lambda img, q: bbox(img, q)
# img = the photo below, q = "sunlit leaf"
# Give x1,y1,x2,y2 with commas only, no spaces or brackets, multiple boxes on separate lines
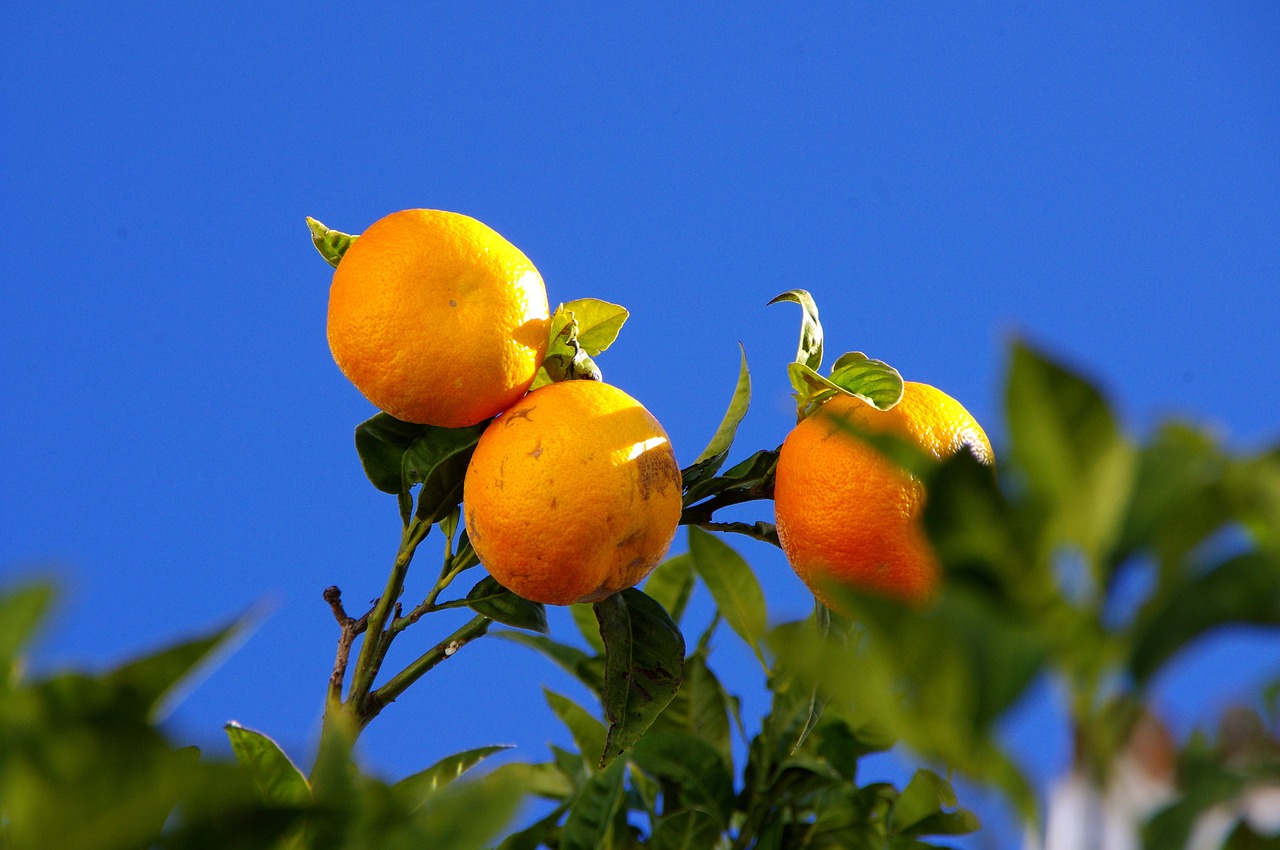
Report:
687,527,768,668
306,216,356,268
466,576,549,634
595,589,686,766
406,762,529,850
393,744,512,809
561,298,629,356
828,351,904,410
225,723,311,805
769,289,823,372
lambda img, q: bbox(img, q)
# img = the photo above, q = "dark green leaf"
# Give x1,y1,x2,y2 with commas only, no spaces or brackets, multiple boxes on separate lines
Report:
682,447,778,507
683,345,752,488
306,216,357,268
466,576,549,634
545,689,608,765
594,589,686,766
393,744,511,808
1129,551,1280,684
560,756,627,850
631,731,735,823
571,603,607,653
224,723,311,805
769,289,824,372
355,413,425,495
650,808,724,850
644,554,696,625
1006,339,1136,558
687,527,768,667
405,422,487,523
650,651,735,769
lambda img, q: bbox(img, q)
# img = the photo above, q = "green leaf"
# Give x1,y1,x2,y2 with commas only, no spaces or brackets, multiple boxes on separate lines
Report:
769,289,823,372
687,526,768,668
404,422,488,523
683,345,752,489
1006,339,1136,559
561,298,629,355
545,689,608,765
644,554,696,625
571,603,607,653
631,731,735,823
1129,551,1280,684
406,762,529,850
0,581,56,681
594,589,686,766
560,756,627,850
650,651,736,769
224,723,311,805
828,351,905,410
650,808,724,850
355,413,425,494
306,216,357,268
891,770,978,837
466,576,549,634
493,631,605,695
108,615,247,721
682,447,779,507
393,744,512,809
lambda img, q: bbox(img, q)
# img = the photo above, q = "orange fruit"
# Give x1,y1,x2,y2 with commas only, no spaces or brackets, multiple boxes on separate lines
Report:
326,209,550,428
463,380,683,605
773,381,993,605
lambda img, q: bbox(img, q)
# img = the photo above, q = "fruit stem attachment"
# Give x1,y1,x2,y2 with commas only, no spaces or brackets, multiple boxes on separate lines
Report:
363,614,492,727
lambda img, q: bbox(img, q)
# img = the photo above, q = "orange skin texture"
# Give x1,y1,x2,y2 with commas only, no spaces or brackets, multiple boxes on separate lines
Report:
773,382,993,606
327,209,550,428
463,380,683,606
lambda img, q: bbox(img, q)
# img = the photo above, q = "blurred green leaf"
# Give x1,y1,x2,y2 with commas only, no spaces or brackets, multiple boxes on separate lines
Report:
595,589,686,766
465,576,549,634
644,554,696,625
1006,339,1136,560
108,616,246,721
560,756,627,850
632,732,735,824
650,808,723,850
393,744,512,809
0,581,55,683
494,631,605,695
224,723,310,806
683,345,752,490
1129,550,1280,685
306,217,356,268
571,603,607,653
687,527,768,668
545,689,608,768
403,762,530,850
769,289,823,372
891,769,979,837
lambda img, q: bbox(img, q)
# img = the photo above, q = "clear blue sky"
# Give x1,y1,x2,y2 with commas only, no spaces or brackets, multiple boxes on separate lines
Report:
4,3,1278,845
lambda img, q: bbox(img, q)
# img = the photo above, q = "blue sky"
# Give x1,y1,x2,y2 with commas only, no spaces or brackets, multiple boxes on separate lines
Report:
3,3,1278,845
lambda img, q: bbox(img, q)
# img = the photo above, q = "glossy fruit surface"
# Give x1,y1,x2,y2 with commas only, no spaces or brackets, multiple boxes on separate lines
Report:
327,209,550,427
774,381,993,605
463,379,683,605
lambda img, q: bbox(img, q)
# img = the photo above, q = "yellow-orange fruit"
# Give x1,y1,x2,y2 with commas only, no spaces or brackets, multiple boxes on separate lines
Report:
326,209,550,428
463,380,683,605
773,382,993,605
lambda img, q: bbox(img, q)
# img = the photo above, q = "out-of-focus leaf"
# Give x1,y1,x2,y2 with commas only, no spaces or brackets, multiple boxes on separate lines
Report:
644,554,696,625
650,808,724,850
595,589,685,766
650,651,735,770
631,731,735,824
560,756,627,850
683,346,752,490
1006,339,1136,560
1129,551,1280,685
570,603,606,653
306,217,356,267
0,582,56,681
545,690,608,767
465,576,548,634
406,762,529,850
891,769,980,837
769,289,824,372
225,723,311,805
108,616,246,721
687,527,768,668
393,744,512,809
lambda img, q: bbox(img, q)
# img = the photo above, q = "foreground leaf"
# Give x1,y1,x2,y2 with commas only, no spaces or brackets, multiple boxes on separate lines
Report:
594,589,686,766
393,744,512,809
225,723,311,805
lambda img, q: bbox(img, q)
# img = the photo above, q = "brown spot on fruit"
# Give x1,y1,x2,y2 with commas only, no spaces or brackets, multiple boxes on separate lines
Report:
635,447,680,500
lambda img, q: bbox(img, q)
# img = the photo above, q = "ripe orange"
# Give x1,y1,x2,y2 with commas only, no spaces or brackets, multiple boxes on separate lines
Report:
326,209,550,428
773,381,993,605
463,380,683,606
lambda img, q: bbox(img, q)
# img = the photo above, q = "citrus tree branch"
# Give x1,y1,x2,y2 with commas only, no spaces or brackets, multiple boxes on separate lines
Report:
363,614,492,728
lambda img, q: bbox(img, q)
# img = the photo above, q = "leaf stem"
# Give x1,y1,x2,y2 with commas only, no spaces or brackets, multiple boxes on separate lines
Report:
364,614,492,727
